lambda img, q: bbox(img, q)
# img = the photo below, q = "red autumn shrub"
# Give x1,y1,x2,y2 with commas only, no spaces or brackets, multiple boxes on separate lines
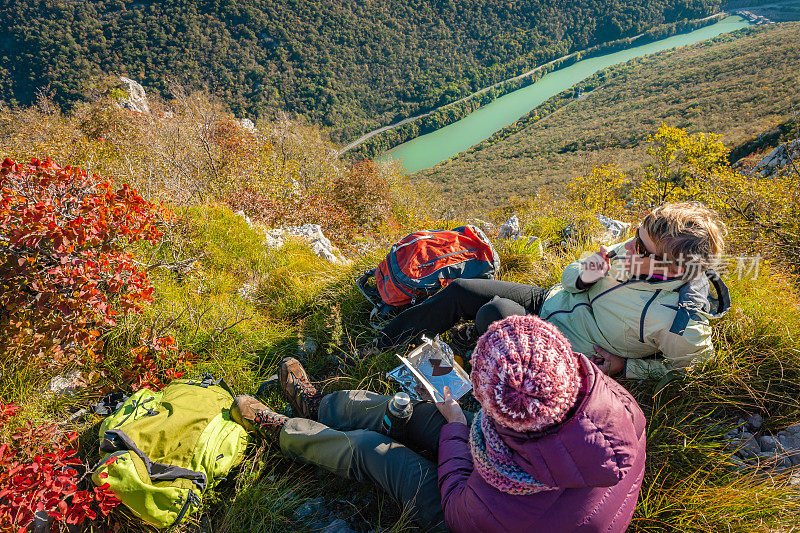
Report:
331,159,395,231
124,333,194,391
226,186,355,239
0,157,167,366
0,402,120,532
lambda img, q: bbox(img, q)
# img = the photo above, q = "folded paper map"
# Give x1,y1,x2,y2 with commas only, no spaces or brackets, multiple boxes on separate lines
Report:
387,337,472,402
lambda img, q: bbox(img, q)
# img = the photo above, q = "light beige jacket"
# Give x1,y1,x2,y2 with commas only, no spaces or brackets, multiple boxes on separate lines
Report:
540,242,731,379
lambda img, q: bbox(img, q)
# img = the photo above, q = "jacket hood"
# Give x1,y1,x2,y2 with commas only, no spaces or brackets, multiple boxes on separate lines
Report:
608,243,731,319
492,356,646,489
676,269,731,319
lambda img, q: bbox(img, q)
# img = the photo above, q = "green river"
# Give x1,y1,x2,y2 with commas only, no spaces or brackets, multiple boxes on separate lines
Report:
382,15,751,173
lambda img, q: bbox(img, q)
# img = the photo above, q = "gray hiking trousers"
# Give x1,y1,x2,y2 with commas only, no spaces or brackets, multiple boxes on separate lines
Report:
279,390,474,532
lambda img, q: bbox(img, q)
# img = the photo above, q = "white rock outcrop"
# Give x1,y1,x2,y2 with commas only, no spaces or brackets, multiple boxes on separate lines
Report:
498,215,521,239
260,224,345,263
234,210,254,227
754,139,800,177
232,211,342,263
119,76,150,114
724,419,800,474
562,214,632,246
283,224,345,263
48,370,87,397
468,218,497,236
496,214,544,254
239,118,256,132
597,214,632,243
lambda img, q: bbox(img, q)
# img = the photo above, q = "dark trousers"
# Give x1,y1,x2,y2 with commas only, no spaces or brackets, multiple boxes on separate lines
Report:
280,390,475,532
377,278,550,348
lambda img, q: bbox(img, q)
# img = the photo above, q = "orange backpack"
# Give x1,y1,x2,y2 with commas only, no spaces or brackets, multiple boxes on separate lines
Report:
358,226,500,319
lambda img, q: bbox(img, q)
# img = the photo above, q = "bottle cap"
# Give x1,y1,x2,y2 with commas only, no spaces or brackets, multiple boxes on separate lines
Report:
394,392,411,406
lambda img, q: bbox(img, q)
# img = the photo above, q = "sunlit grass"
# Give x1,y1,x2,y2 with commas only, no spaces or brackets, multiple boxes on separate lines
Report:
4,202,800,532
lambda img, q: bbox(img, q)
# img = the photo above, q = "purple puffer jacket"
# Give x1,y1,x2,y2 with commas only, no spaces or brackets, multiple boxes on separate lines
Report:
438,355,646,532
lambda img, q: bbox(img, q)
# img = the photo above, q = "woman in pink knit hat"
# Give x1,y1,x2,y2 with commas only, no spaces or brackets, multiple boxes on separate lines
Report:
234,314,646,532
435,314,646,532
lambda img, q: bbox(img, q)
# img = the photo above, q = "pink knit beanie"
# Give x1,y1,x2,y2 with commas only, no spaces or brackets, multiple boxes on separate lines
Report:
471,315,581,432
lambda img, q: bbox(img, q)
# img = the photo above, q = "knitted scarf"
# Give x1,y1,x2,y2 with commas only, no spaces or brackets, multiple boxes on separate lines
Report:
469,409,555,496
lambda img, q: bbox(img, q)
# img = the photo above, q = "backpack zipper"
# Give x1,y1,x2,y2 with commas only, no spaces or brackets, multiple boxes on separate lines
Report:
171,490,201,526
392,234,434,251
416,248,477,268
113,396,155,429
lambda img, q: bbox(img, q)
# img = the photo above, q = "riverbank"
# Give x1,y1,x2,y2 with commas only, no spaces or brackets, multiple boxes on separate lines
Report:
412,22,800,213
340,12,730,160
383,15,752,174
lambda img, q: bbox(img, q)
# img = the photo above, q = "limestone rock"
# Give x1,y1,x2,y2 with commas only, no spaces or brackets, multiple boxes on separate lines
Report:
754,139,800,177
238,282,259,303
777,432,800,465
239,118,256,132
498,215,521,239
468,218,497,236
118,76,150,114
264,229,286,249
283,224,346,264
728,434,761,458
299,337,318,358
562,214,631,247
597,214,632,244
756,451,791,470
234,210,253,227
293,497,328,520
784,423,800,437
757,435,781,453
48,371,87,397
747,413,763,430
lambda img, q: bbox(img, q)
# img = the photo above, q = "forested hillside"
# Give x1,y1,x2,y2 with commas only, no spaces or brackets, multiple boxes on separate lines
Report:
415,22,800,212
0,0,721,141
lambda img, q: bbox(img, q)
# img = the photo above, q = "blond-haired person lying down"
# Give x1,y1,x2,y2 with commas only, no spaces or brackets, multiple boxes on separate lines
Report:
374,201,731,379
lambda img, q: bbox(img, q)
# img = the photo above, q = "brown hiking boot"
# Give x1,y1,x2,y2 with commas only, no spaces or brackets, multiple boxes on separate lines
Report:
231,395,288,441
279,357,324,419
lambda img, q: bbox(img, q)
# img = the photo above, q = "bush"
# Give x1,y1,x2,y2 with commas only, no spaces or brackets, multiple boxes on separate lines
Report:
0,157,166,367
0,401,120,531
226,159,398,242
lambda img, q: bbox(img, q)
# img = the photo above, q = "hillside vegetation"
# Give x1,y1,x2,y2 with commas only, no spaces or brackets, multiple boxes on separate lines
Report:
415,22,800,212
2,87,800,531
0,0,721,142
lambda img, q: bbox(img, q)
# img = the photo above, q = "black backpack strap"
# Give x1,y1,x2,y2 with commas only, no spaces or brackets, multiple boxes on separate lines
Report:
98,429,208,492
91,391,130,416
357,268,381,307
186,373,235,397
187,372,221,388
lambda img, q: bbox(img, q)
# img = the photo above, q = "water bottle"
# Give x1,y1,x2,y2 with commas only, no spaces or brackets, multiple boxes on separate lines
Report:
380,392,413,440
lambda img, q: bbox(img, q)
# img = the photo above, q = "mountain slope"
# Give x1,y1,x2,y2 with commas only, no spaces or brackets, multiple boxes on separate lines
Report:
0,0,721,141
413,22,800,212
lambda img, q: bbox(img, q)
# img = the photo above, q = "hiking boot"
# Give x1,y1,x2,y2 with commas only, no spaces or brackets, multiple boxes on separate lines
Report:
450,322,479,350
279,357,324,420
231,395,288,441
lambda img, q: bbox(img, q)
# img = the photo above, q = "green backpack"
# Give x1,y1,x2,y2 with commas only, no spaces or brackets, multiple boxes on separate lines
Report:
92,375,251,528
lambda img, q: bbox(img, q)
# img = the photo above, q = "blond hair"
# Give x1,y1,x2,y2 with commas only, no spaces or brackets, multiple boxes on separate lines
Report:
641,201,727,274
